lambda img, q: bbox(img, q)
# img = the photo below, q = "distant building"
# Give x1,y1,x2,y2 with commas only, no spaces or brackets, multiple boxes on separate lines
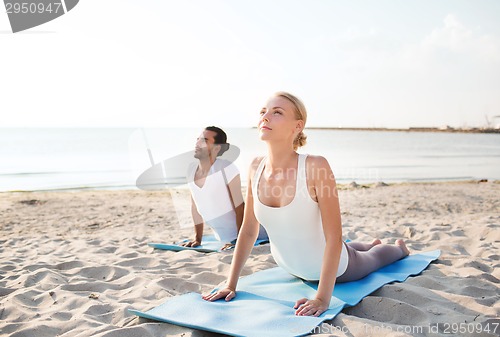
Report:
494,116,500,129
408,127,439,132
439,125,454,131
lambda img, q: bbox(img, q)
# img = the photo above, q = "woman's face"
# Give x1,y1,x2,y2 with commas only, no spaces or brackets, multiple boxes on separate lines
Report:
258,96,302,145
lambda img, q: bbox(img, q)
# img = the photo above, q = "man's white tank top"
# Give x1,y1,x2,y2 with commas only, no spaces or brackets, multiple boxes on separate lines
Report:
252,154,348,281
188,159,239,242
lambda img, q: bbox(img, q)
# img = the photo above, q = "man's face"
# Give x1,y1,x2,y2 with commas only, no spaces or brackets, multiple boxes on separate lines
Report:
194,130,218,159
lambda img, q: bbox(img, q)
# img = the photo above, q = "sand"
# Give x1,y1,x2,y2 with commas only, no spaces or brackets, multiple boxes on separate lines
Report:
0,181,499,337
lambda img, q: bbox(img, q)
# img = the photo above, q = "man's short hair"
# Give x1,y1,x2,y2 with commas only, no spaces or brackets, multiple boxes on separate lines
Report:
205,126,229,156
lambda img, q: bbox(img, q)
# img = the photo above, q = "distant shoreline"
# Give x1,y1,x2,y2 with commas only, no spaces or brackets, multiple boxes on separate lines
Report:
304,127,500,134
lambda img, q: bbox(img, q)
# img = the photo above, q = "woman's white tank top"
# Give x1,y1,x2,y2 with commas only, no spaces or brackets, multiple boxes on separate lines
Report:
252,154,348,281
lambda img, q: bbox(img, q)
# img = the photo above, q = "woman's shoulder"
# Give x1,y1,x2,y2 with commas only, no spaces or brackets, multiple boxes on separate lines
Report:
304,154,334,182
248,156,265,179
304,154,331,168
249,156,265,169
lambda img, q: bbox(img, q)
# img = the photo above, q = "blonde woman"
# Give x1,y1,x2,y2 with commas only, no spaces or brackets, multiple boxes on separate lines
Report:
203,92,409,317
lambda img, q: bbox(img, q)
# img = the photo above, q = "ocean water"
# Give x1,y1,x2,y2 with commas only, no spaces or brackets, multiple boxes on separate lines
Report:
1,128,499,192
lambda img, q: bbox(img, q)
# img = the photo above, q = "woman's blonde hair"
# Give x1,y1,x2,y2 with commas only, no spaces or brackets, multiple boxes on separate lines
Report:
274,91,307,150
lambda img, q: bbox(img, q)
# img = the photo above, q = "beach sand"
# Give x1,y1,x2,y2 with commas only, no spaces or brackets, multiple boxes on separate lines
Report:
0,181,499,337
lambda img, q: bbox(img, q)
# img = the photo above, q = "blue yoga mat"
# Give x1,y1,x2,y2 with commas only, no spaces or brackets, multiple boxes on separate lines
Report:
149,234,269,253
130,250,440,337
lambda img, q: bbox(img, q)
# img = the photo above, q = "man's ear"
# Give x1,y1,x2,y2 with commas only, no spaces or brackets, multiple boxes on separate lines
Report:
213,144,222,156
215,143,230,156
220,143,230,152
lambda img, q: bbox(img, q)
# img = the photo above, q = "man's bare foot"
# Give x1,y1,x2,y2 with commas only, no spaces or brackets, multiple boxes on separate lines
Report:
221,243,235,251
396,239,410,256
371,239,382,247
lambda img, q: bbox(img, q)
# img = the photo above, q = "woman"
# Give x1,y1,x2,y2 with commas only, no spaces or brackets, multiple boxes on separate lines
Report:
202,92,410,317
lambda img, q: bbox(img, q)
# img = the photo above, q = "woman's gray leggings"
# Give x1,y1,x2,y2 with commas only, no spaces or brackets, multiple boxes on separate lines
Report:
336,241,406,283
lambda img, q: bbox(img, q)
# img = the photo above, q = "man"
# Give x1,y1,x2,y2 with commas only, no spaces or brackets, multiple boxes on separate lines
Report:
181,126,244,249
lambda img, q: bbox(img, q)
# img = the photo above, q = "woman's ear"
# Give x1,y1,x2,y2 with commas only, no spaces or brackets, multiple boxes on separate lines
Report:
296,120,305,133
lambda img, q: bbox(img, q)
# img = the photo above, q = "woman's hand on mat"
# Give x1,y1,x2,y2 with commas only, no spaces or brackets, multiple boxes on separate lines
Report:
202,287,236,302
294,298,328,317
181,240,201,247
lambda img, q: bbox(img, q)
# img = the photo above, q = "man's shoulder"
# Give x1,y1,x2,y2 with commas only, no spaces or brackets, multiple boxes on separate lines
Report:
215,158,233,167
214,158,239,171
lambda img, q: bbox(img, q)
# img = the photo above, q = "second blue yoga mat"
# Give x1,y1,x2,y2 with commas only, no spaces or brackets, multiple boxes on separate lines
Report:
149,234,268,253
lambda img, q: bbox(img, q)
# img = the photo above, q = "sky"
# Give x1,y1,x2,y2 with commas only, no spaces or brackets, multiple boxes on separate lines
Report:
1,0,500,128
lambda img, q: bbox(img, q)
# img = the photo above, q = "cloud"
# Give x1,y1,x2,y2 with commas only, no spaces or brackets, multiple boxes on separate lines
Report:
422,14,500,61
401,14,500,70
301,13,500,128
1,5,498,128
